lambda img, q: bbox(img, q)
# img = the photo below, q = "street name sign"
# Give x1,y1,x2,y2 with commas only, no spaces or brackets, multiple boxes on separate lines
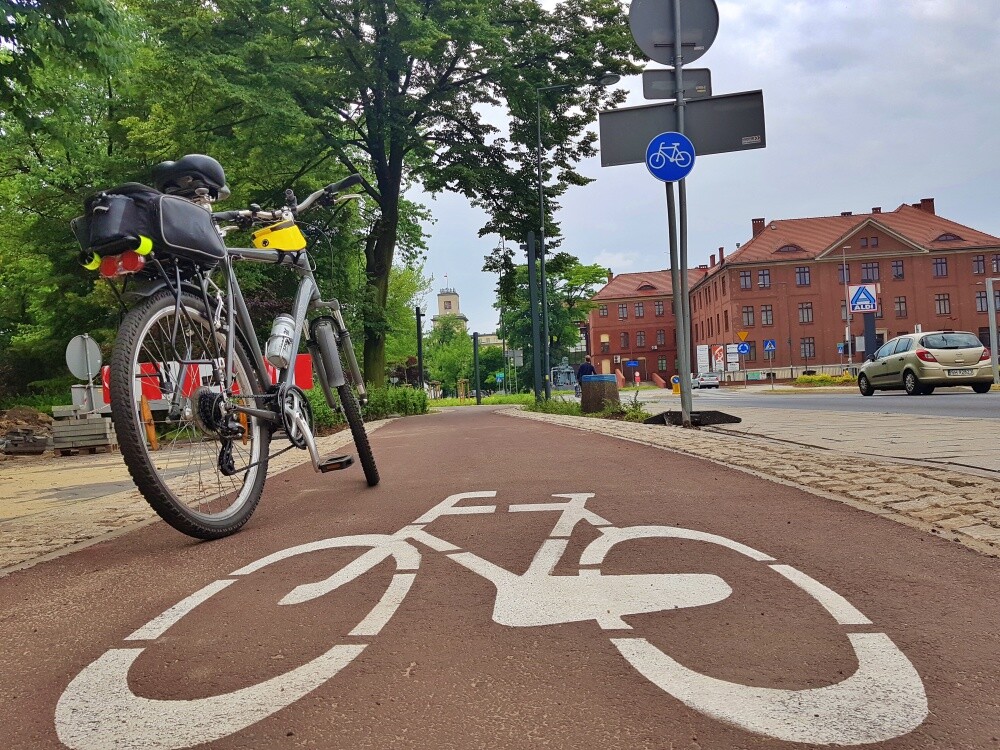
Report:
599,90,766,167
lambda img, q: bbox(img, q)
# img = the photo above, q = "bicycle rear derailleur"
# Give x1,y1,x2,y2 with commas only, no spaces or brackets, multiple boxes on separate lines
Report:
193,386,245,477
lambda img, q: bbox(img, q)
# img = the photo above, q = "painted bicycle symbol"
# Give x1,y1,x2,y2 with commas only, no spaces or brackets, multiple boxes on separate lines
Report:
648,141,692,170
56,491,928,748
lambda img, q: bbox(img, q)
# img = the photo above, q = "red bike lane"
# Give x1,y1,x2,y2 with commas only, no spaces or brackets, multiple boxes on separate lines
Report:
1,407,999,749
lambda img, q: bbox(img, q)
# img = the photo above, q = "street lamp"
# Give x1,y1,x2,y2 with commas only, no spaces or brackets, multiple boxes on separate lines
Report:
841,245,853,369
536,72,620,399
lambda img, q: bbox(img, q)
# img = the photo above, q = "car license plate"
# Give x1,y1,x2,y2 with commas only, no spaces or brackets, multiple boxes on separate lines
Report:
949,369,973,376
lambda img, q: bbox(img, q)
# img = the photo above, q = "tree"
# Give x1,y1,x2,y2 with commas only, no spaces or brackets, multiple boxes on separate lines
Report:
134,0,638,385
423,315,473,396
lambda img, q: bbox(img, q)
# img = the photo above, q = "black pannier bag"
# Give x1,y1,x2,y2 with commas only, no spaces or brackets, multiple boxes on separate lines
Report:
72,183,227,268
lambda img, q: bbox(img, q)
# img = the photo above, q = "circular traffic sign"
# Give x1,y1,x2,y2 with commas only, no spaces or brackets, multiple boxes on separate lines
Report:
628,0,720,66
737,342,751,355
670,375,680,384
646,131,696,182
66,334,103,380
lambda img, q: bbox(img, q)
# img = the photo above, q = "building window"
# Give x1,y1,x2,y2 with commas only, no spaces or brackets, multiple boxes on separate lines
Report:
894,296,907,317
444,301,452,310
974,255,986,275
977,291,988,313
935,293,950,315
875,301,884,319
620,332,629,349
860,237,868,248
993,254,1000,274
709,318,713,337
838,263,850,284
745,341,757,362
724,310,729,331
891,259,904,279
742,306,755,326
870,237,879,248
635,301,644,318
795,266,811,286
861,262,880,282
740,271,752,290
995,290,1000,310
761,305,773,326
654,300,664,316
618,303,628,319
721,276,727,296
758,269,771,288
841,301,848,321
798,302,814,324
598,304,608,317
636,330,646,347
658,356,667,370
933,257,948,277
800,337,816,360
656,329,666,346
601,342,610,353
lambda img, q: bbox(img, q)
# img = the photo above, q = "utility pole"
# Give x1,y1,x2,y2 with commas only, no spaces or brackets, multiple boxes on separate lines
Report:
415,305,424,389
525,232,543,400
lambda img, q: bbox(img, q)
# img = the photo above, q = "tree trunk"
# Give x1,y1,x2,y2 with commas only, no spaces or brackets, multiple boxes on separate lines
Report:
362,199,399,387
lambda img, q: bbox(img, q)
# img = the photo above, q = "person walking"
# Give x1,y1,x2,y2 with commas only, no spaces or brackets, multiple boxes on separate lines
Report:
575,355,596,397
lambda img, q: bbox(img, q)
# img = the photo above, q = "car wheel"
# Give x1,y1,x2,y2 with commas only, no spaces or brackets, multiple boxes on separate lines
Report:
972,383,992,394
858,374,874,396
903,371,921,396
922,386,935,395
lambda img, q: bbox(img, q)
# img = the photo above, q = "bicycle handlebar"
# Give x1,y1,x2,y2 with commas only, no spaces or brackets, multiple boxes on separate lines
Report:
212,173,364,224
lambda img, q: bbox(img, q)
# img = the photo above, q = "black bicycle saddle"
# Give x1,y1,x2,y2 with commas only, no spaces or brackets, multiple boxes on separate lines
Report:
152,154,231,201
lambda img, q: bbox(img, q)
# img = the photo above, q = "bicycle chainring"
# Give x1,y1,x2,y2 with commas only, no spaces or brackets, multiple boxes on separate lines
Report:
280,385,314,450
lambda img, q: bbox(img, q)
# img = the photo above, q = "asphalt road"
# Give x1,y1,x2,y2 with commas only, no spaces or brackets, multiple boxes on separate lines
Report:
640,386,1000,419
2,408,1000,749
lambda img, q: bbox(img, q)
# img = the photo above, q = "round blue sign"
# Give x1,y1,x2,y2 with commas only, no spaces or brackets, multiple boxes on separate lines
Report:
736,342,751,355
645,131,696,182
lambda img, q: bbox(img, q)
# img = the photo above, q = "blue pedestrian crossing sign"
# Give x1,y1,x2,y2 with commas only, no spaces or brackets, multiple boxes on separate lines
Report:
645,132,696,182
849,284,878,313
763,339,777,352
736,342,750,355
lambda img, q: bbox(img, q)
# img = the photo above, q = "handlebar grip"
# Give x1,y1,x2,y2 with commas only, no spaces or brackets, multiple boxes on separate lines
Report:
326,174,364,194
212,210,242,221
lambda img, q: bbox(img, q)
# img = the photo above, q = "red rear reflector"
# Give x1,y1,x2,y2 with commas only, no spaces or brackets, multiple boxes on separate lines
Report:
99,256,120,278
120,250,146,273
915,349,938,363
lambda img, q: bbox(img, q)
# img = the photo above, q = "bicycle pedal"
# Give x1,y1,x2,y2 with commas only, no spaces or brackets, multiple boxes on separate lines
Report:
318,454,354,473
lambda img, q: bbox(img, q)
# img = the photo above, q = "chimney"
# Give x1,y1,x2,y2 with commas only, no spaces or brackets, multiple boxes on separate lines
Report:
918,198,936,215
841,211,852,216
752,218,765,236
718,246,725,263
710,254,716,268
606,270,614,284
872,207,882,214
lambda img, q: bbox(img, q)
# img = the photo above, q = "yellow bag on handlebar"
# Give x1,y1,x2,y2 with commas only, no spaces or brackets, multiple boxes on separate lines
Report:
252,221,306,251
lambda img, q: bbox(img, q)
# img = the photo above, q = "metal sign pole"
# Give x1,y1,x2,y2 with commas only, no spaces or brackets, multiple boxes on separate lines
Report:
673,0,694,425
987,277,1000,384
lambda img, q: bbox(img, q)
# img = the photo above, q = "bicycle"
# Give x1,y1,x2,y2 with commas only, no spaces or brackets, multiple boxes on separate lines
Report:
57,491,928,748
71,154,378,540
648,140,692,170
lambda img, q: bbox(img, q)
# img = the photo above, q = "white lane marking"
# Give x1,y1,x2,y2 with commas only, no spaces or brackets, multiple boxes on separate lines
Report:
349,573,416,636
510,493,611,535
525,538,569,576
230,534,411,575
125,580,235,641
447,550,730,630
55,644,366,750
401,528,460,552
769,564,873,626
413,491,497,523
612,632,927,745
579,526,775,565
280,541,419,605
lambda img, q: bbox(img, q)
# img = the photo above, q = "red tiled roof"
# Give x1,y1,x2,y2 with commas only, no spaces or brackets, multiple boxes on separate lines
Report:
722,203,1000,266
593,268,709,301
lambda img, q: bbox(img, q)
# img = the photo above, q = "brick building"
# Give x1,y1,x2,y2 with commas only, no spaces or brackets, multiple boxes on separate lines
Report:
587,198,1000,381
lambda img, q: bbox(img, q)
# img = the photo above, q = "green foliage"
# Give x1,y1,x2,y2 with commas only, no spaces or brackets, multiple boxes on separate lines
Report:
362,386,429,420
600,390,652,422
522,397,582,416
431,393,535,407
0,393,73,414
423,315,474,395
794,373,856,387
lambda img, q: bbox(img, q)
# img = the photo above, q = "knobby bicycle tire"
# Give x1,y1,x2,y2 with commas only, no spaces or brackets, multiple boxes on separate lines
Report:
337,383,379,486
109,291,271,539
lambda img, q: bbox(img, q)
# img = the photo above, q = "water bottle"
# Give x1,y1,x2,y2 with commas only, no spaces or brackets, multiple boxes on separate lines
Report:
265,314,295,369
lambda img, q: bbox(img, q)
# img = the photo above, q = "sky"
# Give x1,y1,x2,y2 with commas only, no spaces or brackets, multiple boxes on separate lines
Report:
411,0,1000,335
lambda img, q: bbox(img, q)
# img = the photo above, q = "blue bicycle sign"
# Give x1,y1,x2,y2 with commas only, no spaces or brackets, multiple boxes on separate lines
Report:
646,131,696,182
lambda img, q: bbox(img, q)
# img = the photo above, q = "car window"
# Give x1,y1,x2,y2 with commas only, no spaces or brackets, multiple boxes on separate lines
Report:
894,338,914,353
875,341,897,359
920,332,982,350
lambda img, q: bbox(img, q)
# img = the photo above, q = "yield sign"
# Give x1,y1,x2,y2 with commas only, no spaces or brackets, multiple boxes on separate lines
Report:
849,285,878,313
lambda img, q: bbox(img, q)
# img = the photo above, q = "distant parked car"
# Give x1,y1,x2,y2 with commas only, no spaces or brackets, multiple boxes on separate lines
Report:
857,330,993,396
691,372,721,389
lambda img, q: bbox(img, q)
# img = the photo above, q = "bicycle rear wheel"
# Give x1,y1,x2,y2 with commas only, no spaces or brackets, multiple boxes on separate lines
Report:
337,383,379,486
109,291,271,539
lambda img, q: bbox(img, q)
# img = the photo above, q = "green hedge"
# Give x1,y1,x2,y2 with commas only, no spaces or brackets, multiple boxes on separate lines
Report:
306,384,429,433
794,373,856,387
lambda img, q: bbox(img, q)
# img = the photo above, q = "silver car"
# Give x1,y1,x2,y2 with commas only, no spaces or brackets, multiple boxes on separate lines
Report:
857,330,993,396
691,372,721,389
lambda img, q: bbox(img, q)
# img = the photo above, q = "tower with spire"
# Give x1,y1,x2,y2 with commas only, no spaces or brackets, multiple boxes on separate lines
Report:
432,274,468,328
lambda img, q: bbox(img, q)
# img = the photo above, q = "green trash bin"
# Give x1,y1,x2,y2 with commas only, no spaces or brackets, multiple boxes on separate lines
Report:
580,374,619,414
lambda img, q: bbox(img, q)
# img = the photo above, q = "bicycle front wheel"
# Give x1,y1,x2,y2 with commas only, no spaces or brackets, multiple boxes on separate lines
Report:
109,291,271,539
337,383,379,487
